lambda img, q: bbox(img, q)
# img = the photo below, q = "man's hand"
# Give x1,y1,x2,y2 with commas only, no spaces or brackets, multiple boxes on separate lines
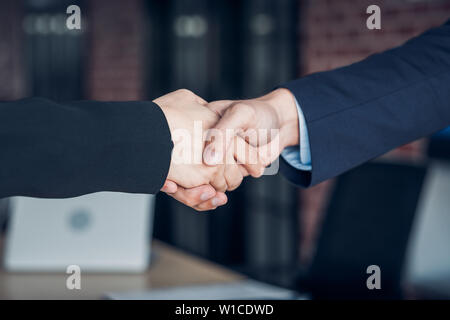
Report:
161,180,229,211
161,88,300,212
155,89,222,190
204,88,300,172
155,89,257,211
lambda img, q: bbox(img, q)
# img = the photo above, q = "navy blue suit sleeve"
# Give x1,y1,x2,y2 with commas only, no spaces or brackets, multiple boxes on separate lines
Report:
281,19,450,187
0,98,173,198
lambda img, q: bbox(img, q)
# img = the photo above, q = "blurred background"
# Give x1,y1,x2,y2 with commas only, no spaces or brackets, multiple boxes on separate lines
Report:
0,0,450,299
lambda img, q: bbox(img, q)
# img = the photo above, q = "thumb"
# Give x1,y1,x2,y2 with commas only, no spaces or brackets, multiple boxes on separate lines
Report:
203,103,252,166
257,133,284,166
207,100,234,116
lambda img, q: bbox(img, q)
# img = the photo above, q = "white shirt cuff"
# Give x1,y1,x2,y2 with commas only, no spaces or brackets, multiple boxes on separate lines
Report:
280,96,312,171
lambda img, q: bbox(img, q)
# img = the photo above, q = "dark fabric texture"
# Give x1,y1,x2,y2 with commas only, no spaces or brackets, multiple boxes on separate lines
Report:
281,19,450,187
0,97,173,198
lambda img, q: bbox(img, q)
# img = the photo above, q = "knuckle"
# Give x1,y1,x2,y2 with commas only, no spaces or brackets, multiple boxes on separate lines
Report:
177,88,194,97
212,175,224,187
216,184,227,193
253,165,265,178
227,184,238,191
209,104,223,116
227,174,243,191
231,102,255,117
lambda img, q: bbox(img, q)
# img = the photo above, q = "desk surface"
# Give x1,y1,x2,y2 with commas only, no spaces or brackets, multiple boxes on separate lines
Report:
0,240,243,299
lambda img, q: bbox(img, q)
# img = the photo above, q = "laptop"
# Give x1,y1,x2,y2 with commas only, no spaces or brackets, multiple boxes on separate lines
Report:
4,192,154,273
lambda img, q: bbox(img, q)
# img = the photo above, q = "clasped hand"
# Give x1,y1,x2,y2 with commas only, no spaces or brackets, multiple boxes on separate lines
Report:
155,88,299,211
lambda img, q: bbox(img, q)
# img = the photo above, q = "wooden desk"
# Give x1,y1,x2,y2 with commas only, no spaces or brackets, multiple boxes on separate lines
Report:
0,240,243,299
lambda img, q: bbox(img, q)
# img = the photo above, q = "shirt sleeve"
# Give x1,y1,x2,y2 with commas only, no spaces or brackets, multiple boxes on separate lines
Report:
280,96,312,171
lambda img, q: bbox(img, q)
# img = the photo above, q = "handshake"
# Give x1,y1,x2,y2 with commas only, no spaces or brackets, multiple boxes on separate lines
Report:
154,88,300,211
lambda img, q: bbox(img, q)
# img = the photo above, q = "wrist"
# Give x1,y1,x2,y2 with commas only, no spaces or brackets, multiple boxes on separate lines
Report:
265,88,299,148
154,102,176,135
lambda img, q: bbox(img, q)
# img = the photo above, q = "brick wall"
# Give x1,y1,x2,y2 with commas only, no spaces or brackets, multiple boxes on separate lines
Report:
301,0,450,75
86,0,145,101
0,0,25,100
297,0,450,263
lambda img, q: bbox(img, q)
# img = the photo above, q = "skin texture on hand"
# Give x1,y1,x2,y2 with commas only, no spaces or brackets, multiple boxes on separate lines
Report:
159,88,300,212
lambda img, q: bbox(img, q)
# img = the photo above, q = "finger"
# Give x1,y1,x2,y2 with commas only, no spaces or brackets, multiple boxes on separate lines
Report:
210,166,228,193
233,136,266,178
207,100,234,116
223,140,244,191
239,164,249,177
161,180,178,193
164,184,217,208
203,103,253,166
257,135,284,166
224,164,244,191
194,192,228,211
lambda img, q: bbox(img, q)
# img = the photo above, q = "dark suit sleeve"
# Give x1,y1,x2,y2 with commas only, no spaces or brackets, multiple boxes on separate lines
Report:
0,97,173,198
281,19,450,187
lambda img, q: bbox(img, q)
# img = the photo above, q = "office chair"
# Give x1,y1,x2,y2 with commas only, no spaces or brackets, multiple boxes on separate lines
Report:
297,162,427,299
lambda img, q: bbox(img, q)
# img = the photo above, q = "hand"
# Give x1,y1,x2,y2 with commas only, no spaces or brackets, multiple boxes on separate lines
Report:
155,89,256,211
160,136,259,211
155,89,221,190
203,88,300,171
161,180,229,211
163,88,300,211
